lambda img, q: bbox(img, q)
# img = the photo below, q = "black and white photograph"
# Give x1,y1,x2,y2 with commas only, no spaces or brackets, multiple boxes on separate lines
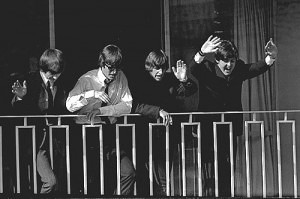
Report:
0,0,299,198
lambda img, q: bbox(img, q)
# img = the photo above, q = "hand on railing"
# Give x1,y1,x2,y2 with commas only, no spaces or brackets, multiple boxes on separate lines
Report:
159,109,173,126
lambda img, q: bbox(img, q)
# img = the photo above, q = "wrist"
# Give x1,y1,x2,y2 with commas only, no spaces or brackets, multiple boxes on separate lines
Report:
265,55,276,65
198,49,205,56
179,77,188,82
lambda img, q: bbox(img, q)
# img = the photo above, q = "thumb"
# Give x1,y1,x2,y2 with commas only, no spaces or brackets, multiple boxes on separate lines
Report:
23,80,27,88
172,66,176,74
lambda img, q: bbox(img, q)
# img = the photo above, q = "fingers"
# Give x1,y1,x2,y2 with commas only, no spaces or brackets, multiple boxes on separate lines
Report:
162,114,173,126
87,110,100,122
176,60,186,69
207,35,213,42
171,67,176,74
169,115,173,125
211,36,220,43
96,92,111,104
207,35,220,43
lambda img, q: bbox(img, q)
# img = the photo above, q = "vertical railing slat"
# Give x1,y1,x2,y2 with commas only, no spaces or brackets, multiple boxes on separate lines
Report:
82,125,87,194
213,122,219,197
166,126,170,196
116,125,121,195
181,123,186,196
245,122,251,197
276,121,282,198
99,125,104,195
149,124,153,196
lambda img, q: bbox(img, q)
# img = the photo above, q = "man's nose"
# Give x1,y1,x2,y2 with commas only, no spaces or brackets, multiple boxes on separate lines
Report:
157,68,163,74
110,69,117,74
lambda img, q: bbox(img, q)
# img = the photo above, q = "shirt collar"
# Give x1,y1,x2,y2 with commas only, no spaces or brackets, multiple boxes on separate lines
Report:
97,68,109,84
40,71,49,85
40,71,58,85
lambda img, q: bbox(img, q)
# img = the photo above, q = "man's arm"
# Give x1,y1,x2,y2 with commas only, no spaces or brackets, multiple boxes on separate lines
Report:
244,38,278,79
66,78,102,113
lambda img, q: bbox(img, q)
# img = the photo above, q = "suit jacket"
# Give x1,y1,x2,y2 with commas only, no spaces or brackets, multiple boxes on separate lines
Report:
131,71,197,120
190,59,272,136
130,71,197,163
12,71,69,148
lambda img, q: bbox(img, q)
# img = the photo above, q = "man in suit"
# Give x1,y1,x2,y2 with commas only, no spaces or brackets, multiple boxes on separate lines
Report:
11,48,69,193
191,36,277,196
130,50,197,195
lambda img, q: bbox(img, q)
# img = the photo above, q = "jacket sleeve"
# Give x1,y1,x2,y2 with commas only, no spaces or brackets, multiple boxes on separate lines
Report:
240,59,273,80
175,78,197,97
133,102,161,119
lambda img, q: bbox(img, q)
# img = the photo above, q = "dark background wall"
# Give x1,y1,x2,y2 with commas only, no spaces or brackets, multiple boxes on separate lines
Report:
0,0,162,114
54,0,162,91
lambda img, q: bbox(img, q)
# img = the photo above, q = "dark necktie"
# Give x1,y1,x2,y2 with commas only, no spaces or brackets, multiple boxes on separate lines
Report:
46,81,54,109
101,81,109,107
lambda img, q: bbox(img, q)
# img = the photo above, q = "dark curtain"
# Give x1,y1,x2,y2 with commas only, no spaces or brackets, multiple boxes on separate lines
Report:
234,0,277,196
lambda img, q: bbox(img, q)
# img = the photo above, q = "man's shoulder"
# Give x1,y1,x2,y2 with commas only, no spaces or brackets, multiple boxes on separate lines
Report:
81,69,98,77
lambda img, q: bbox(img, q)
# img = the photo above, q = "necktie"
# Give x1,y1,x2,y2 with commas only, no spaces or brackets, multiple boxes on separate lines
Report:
101,81,109,107
46,81,54,109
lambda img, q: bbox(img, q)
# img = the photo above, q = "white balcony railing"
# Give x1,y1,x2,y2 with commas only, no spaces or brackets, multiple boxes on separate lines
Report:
0,110,299,197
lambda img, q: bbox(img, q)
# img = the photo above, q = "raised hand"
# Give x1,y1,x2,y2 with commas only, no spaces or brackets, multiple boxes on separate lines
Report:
265,38,278,59
12,80,27,99
201,35,221,54
159,109,173,126
172,60,187,82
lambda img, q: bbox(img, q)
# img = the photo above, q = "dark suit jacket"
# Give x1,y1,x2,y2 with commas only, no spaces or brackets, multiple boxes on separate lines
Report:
130,71,197,164
12,71,69,148
131,71,197,119
191,59,272,137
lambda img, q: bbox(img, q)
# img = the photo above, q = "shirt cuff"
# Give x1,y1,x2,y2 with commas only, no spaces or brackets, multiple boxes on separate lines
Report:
194,52,204,64
265,55,276,65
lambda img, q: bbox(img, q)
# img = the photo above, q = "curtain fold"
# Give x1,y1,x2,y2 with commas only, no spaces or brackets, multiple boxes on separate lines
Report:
233,0,278,196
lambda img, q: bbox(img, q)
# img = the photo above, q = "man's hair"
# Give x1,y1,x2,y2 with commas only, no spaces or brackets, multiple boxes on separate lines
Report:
215,40,239,62
145,50,168,71
98,44,122,69
39,49,65,74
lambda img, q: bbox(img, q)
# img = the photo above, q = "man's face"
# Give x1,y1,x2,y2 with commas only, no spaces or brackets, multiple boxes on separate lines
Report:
44,71,61,81
102,63,119,82
149,67,166,81
216,58,236,76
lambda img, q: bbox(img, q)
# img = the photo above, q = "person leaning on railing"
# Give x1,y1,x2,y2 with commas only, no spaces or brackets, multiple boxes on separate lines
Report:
130,50,197,196
190,35,278,196
11,49,69,193
66,44,135,195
